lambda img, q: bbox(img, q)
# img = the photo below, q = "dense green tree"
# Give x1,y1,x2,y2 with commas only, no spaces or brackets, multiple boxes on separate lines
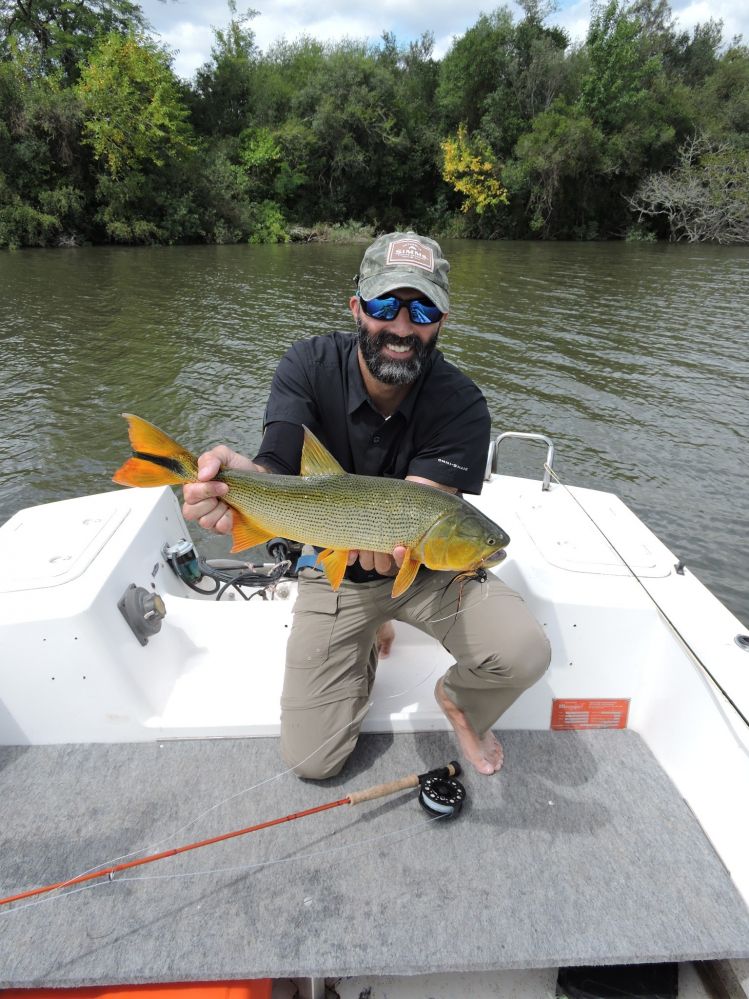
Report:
76,33,194,176
1,0,747,247
74,33,197,241
190,3,265,136
0,0,146,80
512,100,605,235
0,54,88,246
579,0,662,131
437,9,517,135
694,44,749,143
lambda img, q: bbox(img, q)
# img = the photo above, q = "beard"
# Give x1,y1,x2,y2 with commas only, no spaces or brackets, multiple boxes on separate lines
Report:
356,316,440,385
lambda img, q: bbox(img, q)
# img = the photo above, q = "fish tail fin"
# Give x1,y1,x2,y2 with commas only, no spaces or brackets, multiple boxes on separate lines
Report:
112,413,198,488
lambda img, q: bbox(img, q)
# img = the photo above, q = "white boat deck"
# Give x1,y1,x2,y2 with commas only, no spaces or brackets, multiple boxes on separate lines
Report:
1,474,749,992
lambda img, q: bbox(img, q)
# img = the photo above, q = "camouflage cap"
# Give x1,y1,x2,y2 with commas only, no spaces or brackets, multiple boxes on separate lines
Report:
356,231,450,313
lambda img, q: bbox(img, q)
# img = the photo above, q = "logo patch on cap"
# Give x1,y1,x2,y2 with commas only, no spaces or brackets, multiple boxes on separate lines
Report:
385,238,434,272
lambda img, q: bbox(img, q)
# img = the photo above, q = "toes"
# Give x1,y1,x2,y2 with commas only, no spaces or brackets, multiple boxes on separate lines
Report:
474,758,495,775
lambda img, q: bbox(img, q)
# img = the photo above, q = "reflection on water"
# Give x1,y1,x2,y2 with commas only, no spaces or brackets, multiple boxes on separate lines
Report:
1,241,747,625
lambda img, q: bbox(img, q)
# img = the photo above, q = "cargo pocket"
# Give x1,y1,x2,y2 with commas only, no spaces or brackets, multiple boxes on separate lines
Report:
286,578,340,671
283,578,372,708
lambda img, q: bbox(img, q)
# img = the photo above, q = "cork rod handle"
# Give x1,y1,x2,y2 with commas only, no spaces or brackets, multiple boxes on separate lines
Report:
347,774,419,805
346,762,460,807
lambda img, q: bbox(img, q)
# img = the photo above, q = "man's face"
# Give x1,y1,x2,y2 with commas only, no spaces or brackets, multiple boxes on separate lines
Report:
350,287,445,386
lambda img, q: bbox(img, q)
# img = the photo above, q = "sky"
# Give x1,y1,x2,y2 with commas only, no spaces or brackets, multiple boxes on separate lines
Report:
138,0,748,81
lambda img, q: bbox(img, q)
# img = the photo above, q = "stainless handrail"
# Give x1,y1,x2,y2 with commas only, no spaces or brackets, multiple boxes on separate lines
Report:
486,431,556,491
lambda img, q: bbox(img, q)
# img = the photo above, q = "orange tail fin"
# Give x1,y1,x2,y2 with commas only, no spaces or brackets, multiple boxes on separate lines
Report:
112,413,199,488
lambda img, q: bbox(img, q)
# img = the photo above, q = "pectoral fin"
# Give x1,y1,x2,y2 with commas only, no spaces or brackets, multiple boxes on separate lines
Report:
315,547,349,590
390,550,421,598
230,513,274,553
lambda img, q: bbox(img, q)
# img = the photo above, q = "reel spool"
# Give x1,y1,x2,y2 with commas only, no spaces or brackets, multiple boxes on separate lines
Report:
418,773,466,819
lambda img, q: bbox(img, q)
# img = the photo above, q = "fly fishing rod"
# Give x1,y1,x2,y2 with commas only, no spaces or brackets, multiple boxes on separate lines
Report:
0,761,465,909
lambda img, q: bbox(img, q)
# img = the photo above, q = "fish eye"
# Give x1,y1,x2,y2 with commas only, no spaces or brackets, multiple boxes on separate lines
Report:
487,536,496,546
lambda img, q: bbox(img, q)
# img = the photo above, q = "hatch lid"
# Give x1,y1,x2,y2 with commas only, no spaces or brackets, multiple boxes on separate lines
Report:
0,496,128,592
517,486,672,577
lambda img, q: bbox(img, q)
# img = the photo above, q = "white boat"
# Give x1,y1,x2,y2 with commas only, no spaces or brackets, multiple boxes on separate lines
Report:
1,431,748,999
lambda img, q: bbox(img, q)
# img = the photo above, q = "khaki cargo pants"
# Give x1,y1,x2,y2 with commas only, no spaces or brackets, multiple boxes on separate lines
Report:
280,569,551,779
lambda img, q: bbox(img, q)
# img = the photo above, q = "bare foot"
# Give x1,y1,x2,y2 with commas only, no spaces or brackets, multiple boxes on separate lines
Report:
435,678,504,775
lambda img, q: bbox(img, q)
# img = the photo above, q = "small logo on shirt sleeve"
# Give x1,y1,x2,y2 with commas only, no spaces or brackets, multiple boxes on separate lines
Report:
437,457,469,472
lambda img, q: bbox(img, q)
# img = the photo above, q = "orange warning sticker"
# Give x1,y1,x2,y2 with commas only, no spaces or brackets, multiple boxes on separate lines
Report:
551,698,629,730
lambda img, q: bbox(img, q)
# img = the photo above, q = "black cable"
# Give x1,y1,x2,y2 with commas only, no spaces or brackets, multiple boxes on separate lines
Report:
166,553,293,601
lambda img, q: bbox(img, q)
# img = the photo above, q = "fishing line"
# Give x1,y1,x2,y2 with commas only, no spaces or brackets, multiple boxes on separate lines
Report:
380,664,437,699
113,812,445,885
0,762,461,909
133,669,441,853
544,462,749,732
9,707,377,904
0,674,452,911
1,570,466,908
0,811,445,917
429,572,490,625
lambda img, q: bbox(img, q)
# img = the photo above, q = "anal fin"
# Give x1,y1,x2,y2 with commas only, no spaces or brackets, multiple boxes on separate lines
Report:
390,550,421,598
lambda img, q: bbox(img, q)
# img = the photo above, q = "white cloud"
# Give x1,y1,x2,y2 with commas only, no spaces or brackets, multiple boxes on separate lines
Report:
159,20,213,78
551,0,592,43
672,0,746,43
140,0,747,81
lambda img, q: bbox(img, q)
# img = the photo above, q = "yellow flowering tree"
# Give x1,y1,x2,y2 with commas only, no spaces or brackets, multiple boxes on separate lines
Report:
441,124,508,215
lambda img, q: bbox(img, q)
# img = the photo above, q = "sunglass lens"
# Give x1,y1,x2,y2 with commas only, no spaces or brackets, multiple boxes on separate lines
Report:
360,296,443,324
408,300,442,324
363,296,399,320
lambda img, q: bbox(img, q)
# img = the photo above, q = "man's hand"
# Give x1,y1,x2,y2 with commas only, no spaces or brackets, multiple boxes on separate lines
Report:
182,447,262,536
346,545,407,576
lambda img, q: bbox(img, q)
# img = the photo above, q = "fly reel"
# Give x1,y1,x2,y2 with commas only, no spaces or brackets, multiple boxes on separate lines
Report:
418,762,466,819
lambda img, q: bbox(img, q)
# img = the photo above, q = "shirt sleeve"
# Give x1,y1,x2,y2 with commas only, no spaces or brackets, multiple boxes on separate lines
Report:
252,342,318,474
406,388,491,495
262,342,319,428
253,422,304,475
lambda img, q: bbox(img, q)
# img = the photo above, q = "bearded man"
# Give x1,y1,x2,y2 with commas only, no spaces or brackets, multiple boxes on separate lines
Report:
182,232,550,778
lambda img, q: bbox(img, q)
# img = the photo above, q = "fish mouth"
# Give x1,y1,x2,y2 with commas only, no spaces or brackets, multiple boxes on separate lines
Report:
481,549,508,567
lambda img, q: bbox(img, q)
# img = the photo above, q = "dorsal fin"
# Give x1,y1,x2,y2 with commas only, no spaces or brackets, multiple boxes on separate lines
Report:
300,425,345,477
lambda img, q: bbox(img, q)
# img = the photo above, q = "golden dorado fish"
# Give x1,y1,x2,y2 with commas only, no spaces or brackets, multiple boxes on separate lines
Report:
112,414,510,597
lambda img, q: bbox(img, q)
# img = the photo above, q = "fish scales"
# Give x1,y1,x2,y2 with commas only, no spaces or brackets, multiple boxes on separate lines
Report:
222,469,457,552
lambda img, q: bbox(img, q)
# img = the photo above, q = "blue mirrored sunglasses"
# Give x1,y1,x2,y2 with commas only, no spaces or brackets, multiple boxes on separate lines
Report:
359,293,443,325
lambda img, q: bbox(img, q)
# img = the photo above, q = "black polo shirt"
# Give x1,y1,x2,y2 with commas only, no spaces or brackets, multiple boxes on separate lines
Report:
253,331,491,582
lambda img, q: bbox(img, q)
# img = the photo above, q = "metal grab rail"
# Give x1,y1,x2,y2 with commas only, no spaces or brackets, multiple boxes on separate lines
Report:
486,431,556,491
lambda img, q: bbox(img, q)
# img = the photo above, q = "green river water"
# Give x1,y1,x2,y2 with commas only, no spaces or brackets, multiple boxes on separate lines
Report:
1,240,747,626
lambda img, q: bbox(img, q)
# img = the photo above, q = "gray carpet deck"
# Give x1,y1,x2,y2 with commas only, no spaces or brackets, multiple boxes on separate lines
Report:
1,730,749,987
